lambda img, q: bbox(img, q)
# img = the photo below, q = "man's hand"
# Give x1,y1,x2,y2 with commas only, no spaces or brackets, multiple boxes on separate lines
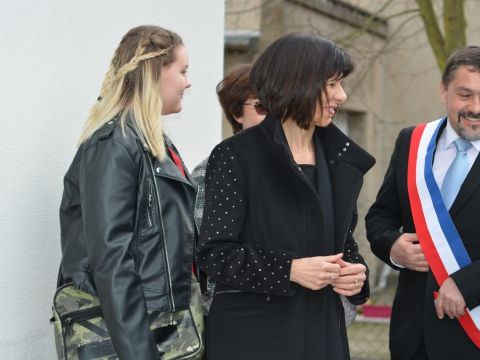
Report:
290,253,342,290
435,277,466,319
332,259,367,296
390,233,429,272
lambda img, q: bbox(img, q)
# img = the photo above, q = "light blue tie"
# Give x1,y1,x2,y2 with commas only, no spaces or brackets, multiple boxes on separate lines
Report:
441,138,472,209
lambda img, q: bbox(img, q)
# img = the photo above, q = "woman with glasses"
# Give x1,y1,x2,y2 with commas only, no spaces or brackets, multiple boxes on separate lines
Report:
192,63,266,234
197,33,375,360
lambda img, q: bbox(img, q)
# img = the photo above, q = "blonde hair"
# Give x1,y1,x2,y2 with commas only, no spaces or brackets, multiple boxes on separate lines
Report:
78,25,183,159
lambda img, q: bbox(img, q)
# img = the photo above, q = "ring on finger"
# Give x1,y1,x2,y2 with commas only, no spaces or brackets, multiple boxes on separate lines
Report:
331,273,336,281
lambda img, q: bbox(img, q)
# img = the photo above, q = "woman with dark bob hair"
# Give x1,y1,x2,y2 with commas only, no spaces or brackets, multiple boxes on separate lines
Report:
197,33,375,359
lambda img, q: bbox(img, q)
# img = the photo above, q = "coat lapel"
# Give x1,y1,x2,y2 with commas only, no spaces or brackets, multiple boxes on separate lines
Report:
320,124,375,251
263,115,376,252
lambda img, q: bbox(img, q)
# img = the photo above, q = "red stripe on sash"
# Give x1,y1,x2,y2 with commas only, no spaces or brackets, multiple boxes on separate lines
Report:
460,316,480,347
407,123,480,348
407,123,448,284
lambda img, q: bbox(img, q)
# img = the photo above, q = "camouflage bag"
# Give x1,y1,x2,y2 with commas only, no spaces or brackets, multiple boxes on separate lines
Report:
51,280,204,360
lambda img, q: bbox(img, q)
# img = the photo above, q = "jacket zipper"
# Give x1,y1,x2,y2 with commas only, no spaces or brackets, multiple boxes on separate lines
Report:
146,154,176,312
147,179,153,227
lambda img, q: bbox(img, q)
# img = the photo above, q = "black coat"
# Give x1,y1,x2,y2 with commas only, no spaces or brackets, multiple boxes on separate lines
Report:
60,117,196,359
197,115,375,360
365,123,480,359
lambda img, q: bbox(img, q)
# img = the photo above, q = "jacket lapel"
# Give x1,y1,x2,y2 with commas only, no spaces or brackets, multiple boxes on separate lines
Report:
320,124,375,251
263,115,376,252
163,136,196,188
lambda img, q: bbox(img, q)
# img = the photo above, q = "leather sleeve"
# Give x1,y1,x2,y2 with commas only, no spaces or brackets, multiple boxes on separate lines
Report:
79,139,156,360
365,129,409,268
344,210,370,305
196,142,296,297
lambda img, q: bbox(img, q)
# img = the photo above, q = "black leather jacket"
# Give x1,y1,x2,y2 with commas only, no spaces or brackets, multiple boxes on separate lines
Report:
59,117,196,359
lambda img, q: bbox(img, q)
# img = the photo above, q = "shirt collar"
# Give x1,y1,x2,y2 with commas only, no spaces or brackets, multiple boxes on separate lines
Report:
443,117,480,152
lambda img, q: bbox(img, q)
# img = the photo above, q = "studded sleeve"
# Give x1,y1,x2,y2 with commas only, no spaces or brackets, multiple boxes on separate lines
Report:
343,210,370,305
196,142,296,297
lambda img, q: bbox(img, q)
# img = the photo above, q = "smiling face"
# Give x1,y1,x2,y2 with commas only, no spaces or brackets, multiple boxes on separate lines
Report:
159,45,191,115
441,66,480,141
312,76,347,127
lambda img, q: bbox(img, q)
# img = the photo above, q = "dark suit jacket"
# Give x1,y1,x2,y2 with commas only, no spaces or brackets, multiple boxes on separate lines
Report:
366,121,480,359
197,114,375,360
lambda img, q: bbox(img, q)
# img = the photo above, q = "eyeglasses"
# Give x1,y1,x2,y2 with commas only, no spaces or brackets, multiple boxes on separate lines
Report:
243,101,267,116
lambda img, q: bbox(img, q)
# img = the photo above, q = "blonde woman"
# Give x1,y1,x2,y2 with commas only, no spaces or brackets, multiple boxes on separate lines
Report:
59,25,197,359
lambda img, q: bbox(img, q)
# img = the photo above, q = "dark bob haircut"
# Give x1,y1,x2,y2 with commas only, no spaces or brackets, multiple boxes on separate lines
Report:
216,64,255,134
250,33,353,129
442,46,480,87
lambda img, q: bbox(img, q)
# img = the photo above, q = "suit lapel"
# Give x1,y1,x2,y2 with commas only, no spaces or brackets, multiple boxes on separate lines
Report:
432,118,479,216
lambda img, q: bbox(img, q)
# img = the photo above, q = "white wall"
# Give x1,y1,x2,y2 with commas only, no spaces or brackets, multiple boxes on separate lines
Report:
0,1,224,358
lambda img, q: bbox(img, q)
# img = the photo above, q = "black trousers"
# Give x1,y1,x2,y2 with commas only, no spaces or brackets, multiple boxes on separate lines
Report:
392,336,428,360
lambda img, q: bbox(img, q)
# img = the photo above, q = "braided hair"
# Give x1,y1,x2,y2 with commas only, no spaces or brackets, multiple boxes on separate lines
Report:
79,25,183,159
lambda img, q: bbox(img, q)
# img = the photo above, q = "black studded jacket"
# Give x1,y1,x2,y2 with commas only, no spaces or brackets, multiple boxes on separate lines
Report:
196,114,375,359
59,116,196,360
197,114,375,302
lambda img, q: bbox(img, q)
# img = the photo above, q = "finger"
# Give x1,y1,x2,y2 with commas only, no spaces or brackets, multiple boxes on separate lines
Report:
322,262,341,273
452,303,461,318
333,275,356,285
412,258,429,267
322,253,343,263
410,260,429,270
442,299,452,319
403,233,418,243
334,285,362,296
411,252,427,262
324,271,339,282
436,295,445,319
339,263,366,276
333,281,358,291
446,304,455,320
336,259,350,268
334,276,364,290
410,245,426,256
411,265,429,272
332,287,355,296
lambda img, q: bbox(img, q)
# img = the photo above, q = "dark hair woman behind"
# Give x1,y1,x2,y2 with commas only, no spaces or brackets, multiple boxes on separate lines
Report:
197,33,375,360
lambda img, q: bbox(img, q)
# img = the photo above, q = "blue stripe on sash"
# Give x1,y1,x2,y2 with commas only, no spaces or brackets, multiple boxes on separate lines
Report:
423,118,471,268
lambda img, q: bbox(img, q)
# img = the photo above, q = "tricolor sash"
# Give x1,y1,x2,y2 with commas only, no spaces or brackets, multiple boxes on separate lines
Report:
407,117,480,348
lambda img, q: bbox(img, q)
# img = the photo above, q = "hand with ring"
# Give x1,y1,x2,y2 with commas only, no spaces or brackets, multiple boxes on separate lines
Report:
331,259,367,296
290,253,343,291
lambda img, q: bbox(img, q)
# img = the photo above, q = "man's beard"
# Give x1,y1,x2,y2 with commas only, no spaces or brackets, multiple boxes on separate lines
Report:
456,110,480,141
